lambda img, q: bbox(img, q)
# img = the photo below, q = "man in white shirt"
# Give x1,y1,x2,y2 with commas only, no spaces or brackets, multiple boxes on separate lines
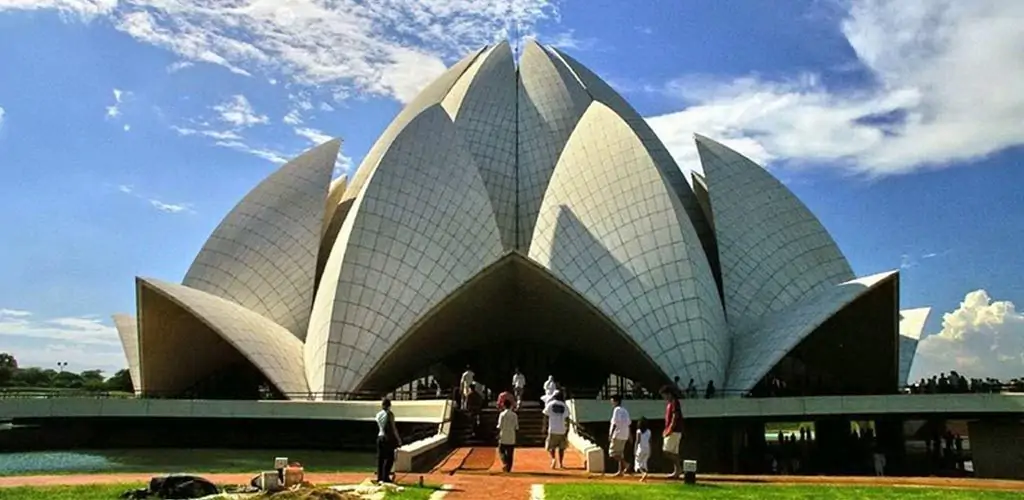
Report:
495,398,519,472
608,394,632,476
459,366,475,410
542,391,570,469
512,369,526,410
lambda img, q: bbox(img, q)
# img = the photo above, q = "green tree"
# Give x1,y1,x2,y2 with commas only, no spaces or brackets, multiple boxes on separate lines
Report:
10,367,55,387
52,370,83,389
0,352,16,386
80,369,106,391
105,369,134,392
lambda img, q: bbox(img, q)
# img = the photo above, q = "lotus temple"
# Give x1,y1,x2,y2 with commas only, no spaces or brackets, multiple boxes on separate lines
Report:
108,39,935,401
6,39,1024,481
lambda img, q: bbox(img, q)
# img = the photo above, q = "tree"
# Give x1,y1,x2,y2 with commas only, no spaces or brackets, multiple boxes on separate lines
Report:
10,367,55,387
105,369,134,392
80,369,106,391
0,352,16,386
52,370,83,389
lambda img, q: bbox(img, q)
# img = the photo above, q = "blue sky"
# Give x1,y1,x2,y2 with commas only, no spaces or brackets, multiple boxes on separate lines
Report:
1,0,1022,382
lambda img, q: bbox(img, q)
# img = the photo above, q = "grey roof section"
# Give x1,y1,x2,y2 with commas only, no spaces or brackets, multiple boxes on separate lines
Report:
139,278,309,396
515,39,592,251
899,307,932,386
548,47,718,276
182,139,340,340
725,271,897,393
696,134,855,333
343,47,486,206
112,313,141,394
529,101,730,388
441,42,519,249
305,104,505,396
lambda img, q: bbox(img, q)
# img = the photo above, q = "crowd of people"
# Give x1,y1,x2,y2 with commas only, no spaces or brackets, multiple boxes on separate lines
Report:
906,371,1024,394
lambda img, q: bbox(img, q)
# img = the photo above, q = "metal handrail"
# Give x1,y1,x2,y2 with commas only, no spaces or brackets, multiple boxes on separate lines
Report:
399,416,454,446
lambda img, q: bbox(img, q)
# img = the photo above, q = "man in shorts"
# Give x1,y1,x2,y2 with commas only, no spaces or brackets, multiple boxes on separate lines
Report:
542,391,570,469
608,394,632,476
661,385,684,479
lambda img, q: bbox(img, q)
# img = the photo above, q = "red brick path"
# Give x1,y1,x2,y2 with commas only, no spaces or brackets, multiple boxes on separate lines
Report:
3,447,1024,499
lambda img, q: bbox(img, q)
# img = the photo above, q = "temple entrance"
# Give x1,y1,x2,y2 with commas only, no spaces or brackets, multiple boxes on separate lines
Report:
437,340,610,400
357,253,671,396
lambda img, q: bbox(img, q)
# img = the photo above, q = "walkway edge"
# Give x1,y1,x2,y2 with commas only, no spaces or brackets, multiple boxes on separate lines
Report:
530,483,545,500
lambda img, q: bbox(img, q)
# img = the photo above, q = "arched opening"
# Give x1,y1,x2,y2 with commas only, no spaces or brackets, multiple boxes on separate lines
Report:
137,281,286,399
751,274,900,397
354,253,671,397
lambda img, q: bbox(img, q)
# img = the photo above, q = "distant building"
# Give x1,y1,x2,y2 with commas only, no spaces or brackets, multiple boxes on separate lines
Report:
113,40,928,400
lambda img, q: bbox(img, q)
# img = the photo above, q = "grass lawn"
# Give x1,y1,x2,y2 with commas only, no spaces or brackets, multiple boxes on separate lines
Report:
0,449,376,476
545,483,1022,500
0,483,438,499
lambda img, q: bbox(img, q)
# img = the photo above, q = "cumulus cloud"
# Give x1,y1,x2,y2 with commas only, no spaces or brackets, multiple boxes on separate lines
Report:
647,0,1024,177
0,0,560,103
913,290,1024,381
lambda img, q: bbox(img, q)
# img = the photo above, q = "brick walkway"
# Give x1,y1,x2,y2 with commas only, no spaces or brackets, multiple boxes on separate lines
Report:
3,447,1024,499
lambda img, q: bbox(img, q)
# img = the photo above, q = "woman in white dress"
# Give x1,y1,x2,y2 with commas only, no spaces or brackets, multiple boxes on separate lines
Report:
634,417,651,482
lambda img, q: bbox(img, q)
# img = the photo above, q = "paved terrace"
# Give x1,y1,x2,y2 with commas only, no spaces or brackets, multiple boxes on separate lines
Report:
1,394,1022,422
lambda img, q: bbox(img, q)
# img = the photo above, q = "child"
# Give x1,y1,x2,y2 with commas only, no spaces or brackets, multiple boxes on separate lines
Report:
634,417,651,482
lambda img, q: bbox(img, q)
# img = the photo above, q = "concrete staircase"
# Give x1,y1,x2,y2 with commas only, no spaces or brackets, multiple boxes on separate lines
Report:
515,402,547,447
449,401,547,447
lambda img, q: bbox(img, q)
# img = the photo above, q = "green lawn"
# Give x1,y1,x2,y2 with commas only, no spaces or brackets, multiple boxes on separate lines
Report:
0,449,376,476
0,483,438,500
545,483,1021,500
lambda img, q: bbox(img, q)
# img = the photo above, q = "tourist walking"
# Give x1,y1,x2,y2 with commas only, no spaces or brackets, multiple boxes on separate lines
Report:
460,365,475,410
497,387,515,410
635,417,651,482
496,398,519,472
375,397,402,484
541,375,557,404
512,368,526,409
542,391,570,469
660,385,684,479
608,394,632,476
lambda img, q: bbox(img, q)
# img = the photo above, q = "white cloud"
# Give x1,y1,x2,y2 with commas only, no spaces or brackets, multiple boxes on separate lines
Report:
105,88,128,119
149,199,192,213
913,290,1024,381
213,94,268,128
282,110,304,126
647,0,1024,177
0,0,560,103
0,106,6,128
8,343,127,373
0,311,120,347
293,127,333,146
172,126,242,141
214,140,289,164
900,249,951,270
0,0,115,19
167,61,194,73
0,308,31,317
115,183,194,214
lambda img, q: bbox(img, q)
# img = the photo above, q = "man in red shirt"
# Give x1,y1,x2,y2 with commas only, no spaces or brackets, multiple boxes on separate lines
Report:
660,385,684,479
